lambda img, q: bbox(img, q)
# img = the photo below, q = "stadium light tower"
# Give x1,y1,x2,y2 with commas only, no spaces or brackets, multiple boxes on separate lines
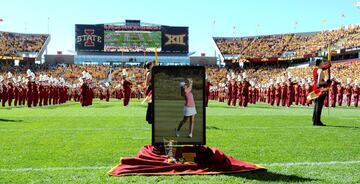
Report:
47,17,50,34
256,23,260,35
321,18,327,31
24,22,27,33
212,20,216,57
46,17,50,56
294,21,298,33
340,14,346,27
212,20,216,37
232,26,236,55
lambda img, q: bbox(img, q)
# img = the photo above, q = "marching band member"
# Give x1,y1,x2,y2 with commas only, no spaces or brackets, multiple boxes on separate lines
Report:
353,80,359,108
337,79,344,107
241,73,250,107
105,82,110,102
237,75,243,107
275,77,281,106
144,61,154,124
0,76,6,107
281,76,287,107
122,70,132,107
231,74,238,107
312,59,331,126
226,72,233,106
345,78,352,107
27,70,34,108
329,74,338,108
80,73,89,107
7,72,14,107
294,77,300,106
14,77,21,107
285,73,293,108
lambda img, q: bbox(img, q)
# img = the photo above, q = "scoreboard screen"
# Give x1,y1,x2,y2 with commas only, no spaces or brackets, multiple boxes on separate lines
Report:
104,30,161,52
75,24,188,54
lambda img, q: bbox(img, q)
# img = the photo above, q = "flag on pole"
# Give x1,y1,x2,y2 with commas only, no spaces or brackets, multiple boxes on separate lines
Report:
154,47,159,66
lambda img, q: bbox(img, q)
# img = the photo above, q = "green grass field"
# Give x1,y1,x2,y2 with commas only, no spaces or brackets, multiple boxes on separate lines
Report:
0,100,359,183
104,31,161,48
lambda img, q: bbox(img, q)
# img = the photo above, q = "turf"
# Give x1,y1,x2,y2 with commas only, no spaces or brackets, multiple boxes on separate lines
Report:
0,100,359,183
104,31,161,48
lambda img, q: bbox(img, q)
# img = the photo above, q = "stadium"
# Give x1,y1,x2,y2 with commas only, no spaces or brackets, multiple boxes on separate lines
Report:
0,1,359,183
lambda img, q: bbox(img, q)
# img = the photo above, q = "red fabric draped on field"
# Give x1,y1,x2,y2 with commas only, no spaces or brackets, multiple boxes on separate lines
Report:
108,145,265,176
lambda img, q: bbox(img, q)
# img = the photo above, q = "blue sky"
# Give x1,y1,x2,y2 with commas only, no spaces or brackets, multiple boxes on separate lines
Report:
0,0,359,56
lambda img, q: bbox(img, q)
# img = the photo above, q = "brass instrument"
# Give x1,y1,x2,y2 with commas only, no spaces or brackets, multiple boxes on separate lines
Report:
306,87,329,100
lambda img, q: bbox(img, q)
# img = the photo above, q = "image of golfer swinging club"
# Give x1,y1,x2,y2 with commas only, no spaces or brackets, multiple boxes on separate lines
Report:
176,78,197,138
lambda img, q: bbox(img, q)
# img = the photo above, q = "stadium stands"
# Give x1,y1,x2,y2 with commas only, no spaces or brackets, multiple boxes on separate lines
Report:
214,24,360,59
0,31,49,57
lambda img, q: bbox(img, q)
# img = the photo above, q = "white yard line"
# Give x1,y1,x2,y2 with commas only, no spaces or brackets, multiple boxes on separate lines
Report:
1,124,359,132
0,166,111,172
261,160,360,167
0,126,337,132
0,128,150,132
1,160,359,172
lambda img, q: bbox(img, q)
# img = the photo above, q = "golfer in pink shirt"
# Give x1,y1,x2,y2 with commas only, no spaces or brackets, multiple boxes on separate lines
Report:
176,78,197,138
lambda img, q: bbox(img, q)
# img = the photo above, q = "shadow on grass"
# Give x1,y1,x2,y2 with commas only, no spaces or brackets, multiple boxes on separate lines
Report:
326,125,360,129
0,107,13,110
230,170,315,182
41,103,79,109
206,126,221,130
0,118,23,123
93,105,113,108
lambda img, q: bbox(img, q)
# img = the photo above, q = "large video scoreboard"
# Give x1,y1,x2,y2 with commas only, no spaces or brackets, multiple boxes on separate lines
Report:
75,23,188,54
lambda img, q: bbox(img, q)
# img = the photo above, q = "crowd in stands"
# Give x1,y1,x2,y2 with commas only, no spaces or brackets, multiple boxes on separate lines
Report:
214,24,360,58
0,31,48,56
207,62,360,87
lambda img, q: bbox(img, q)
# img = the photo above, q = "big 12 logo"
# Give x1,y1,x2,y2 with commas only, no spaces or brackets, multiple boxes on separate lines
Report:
164,34,186,46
